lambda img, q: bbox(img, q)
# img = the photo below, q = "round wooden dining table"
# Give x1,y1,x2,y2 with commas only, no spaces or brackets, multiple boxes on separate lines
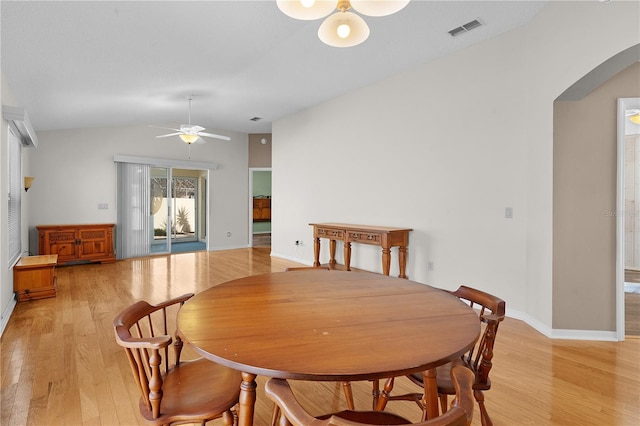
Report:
177,270,479,426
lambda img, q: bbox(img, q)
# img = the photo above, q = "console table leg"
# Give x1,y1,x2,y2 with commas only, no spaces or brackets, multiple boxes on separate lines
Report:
329,239,337,266
313,238,321,267
344,242,351,271
399,246,408,279
381,247,391,276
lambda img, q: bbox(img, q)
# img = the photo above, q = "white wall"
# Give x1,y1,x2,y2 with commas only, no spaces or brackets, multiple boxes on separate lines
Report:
28,125,249,253
1,71,34,334
271,1,640,335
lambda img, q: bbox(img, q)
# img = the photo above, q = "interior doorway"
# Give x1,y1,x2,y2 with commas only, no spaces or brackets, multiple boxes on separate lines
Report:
617,97,640,338
249,168,272,247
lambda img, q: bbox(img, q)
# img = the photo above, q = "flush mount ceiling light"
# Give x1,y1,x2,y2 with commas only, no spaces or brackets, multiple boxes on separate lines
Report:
277,0,410,48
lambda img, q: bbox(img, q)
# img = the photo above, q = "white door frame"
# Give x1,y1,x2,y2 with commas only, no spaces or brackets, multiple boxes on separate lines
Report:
249,167,272,247
616,97,640,341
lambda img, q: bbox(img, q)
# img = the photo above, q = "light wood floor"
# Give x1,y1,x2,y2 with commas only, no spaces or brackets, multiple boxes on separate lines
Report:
2,248,639,425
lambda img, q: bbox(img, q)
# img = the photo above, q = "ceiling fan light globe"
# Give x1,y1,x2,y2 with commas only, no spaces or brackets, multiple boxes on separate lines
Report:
179,134,200,144
318,11,369,47
350,0,410,17
277,0,336,20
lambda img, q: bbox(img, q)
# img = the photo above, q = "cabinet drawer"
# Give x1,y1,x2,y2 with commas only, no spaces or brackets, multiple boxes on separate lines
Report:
347,231,382,245
317,228,344,239
17,286,57,301
47,230,76,243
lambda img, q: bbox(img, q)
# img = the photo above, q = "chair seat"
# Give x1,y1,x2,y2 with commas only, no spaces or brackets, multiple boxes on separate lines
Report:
320,410,411,425
138,358,241,424
408,359,491,395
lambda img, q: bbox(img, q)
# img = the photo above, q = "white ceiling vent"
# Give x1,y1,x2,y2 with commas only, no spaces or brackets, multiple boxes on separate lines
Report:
3,105,38,148
448,19,483,37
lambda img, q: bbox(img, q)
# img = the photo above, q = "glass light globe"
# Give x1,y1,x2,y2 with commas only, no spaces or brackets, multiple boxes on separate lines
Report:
318,11,369,47
179,134,200,144
350,0,410,17
277,0,336,20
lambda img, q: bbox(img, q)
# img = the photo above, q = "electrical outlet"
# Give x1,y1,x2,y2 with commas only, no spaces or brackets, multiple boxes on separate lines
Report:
226,231,232,237
505,207,513,219
98,203,108,210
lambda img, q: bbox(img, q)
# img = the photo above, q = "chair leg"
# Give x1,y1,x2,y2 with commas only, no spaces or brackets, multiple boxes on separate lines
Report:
342,381,355,410
439,394,448,414
271,405,281,426
371,379,380,410
222,409,235,426
474,389,493,426
376,377,395,411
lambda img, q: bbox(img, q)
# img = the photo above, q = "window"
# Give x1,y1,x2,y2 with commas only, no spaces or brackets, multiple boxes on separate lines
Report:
7,126,22,266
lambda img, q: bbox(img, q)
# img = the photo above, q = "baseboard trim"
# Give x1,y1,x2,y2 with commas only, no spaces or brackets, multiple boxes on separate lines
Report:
0,297,17,337
270,251,310,266
484,308,620,341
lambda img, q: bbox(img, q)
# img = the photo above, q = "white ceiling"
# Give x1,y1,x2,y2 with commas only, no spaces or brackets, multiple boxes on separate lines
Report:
1,1,546,135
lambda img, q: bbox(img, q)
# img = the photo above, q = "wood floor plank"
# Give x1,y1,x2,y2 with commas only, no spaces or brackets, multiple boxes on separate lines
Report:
1,248,638,425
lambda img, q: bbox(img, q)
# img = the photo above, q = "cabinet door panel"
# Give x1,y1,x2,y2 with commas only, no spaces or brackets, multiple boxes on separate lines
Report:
45,231,78,262
78,228,109,259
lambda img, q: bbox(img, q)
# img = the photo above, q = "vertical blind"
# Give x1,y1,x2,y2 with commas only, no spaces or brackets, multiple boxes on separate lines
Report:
8,126,22,267
116,162,151,259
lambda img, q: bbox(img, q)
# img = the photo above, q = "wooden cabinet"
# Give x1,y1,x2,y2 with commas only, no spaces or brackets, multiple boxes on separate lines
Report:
253,198,271,222
14,255,58,301
37,224,116,265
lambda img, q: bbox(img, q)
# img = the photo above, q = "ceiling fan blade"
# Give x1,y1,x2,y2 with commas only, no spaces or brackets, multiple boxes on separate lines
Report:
198,132,231,141
156,132,183,138
149,125,182,132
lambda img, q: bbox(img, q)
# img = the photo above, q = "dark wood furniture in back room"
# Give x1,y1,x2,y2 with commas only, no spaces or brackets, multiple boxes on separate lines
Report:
253,197,271,222
13,254,58,301
310,223,412,278
37,223,116,265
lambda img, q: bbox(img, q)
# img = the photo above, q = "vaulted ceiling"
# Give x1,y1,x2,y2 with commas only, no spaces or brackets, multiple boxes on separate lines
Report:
1,1,546,134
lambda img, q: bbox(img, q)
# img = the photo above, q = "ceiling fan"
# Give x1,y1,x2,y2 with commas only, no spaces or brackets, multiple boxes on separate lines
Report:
153,97,231,144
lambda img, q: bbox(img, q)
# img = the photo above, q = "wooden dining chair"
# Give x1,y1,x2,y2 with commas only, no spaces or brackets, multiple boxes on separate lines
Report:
266,365,475,426
113,293,241,425
375,286,506,426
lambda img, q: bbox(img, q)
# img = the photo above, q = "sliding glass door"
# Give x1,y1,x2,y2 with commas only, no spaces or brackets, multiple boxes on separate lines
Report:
116,155,212,259
150,169,203,254
151,167,171,254
171,177,198,244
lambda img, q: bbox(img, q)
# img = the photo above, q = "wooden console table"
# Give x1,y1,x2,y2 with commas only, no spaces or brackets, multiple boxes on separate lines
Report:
310,223,412,278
